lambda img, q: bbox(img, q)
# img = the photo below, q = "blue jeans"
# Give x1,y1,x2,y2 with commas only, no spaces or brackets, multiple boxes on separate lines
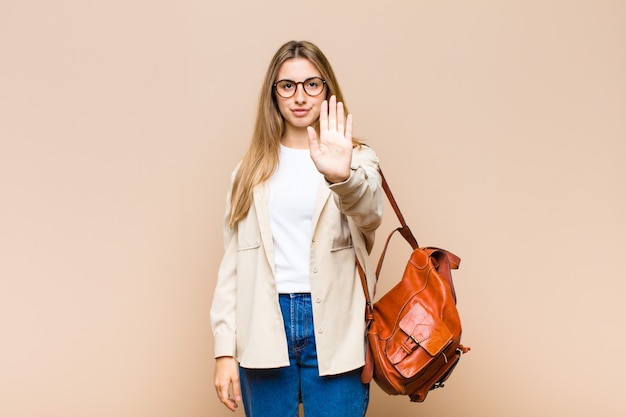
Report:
239,293,369,417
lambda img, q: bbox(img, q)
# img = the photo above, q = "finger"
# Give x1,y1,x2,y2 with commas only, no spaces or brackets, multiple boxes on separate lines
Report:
217,387,238,412
225,374,241,412
319,99,328,133
215,382,228,403
224,399,237,412
307,126,319,150
345,113,353,142
328,95,337,131
336,100,345,136
215,379,237,411
232,376,242,404
225,399,238,412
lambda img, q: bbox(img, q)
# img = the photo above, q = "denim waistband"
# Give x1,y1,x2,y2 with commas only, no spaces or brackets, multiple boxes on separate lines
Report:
279,293,311,299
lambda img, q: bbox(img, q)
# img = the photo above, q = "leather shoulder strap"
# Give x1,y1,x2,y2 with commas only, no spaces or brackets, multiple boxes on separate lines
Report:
357,167,419,305
379,168,419,250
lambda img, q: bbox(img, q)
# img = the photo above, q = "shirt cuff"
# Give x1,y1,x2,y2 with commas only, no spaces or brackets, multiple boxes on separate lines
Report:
213,332,237,358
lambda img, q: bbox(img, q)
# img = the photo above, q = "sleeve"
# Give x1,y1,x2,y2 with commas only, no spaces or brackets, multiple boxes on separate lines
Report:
328,145,383,253
210,167,239,358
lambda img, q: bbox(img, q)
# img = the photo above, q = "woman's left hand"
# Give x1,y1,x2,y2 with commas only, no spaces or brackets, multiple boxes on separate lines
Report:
307,95,353,183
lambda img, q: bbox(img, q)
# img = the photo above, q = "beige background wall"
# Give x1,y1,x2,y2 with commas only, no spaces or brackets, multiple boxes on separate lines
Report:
1,1,625,416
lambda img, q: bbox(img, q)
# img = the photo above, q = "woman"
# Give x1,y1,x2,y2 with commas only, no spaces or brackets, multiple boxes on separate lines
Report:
211,40,383,416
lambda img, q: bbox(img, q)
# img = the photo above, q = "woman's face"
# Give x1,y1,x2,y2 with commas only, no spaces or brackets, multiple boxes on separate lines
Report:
274,58,326,133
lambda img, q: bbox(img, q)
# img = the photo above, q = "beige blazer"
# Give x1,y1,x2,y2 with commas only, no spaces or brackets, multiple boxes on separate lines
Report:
210,146,383,376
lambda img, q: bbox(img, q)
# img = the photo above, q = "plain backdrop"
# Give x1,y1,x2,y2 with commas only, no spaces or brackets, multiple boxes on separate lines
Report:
1,1,625,416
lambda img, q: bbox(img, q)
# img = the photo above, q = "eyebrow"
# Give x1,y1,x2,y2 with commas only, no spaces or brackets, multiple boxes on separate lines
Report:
276,76,322,82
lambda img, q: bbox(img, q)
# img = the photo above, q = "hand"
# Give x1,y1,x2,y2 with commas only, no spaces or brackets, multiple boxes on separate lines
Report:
214,356,241,412
307,95,353,183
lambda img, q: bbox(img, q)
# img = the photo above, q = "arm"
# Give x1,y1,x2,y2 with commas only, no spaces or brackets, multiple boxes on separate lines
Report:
307,96,383,251
329,146,383,247
210,169,242,411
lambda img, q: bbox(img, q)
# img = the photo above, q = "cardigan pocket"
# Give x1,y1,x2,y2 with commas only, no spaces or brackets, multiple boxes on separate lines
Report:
330,234,353,252
330,219,353,252
237,242,260,251
330,243,354,252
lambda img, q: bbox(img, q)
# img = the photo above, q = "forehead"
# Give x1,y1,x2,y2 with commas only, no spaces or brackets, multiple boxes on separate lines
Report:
276,58,321,81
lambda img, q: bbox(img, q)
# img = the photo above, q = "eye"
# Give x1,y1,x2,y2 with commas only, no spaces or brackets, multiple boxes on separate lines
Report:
307,80,319,88
278,81,294,90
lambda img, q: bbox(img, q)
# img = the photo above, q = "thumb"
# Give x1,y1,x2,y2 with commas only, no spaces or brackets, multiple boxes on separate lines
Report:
307,126,319,150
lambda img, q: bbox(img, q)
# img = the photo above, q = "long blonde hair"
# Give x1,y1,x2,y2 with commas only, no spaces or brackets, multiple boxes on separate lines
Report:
228,40,358,228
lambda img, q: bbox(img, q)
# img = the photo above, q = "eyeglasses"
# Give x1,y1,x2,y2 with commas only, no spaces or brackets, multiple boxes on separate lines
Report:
273,77,327,98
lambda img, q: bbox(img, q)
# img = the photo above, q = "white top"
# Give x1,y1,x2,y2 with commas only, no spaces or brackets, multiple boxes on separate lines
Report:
268,144,322,293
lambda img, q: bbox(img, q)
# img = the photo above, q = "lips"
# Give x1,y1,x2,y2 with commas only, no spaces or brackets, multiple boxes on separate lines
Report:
291,108,310,117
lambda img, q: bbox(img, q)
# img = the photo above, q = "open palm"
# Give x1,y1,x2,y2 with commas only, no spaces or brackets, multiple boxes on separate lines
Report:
307,95,353,183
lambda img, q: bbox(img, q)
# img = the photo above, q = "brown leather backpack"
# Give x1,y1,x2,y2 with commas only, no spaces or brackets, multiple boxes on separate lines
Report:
358,169,470,402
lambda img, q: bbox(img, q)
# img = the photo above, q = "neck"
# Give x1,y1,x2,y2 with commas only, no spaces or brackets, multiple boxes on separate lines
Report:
281,125,312,149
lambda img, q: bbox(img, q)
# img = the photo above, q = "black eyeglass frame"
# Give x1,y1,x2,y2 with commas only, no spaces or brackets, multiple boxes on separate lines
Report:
272,77,327,98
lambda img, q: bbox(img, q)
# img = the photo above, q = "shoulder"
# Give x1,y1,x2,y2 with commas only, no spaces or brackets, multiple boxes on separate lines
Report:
226,160,243,185
351,144,379,170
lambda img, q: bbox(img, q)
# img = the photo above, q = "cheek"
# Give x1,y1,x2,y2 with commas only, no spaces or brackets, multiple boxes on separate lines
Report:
277,100,290,118
311,99,324,118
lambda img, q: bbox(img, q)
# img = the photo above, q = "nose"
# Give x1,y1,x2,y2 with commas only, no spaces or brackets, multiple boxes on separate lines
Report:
293,83,307,103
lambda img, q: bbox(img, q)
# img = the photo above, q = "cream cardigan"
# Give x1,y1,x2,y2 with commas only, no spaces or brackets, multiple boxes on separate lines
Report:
210,145,383,376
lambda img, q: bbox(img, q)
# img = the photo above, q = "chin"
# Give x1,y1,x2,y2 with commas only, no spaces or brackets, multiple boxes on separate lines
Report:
289,118,315,128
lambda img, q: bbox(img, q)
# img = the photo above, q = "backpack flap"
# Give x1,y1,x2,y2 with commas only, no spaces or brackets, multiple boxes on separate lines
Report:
387,301,453,379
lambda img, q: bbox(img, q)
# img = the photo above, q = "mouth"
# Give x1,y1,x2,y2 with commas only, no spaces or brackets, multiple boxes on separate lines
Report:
291,108,310,117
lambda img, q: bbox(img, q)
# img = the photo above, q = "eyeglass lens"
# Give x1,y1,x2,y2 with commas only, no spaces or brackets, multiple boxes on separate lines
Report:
274,77,325,98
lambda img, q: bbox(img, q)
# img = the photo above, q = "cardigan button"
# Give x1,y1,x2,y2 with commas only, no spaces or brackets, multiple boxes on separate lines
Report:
312,266,318,273
317,328,324,334
315,297,321,303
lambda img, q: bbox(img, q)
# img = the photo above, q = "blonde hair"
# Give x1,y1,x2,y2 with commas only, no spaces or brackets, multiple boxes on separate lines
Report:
228,40,359,228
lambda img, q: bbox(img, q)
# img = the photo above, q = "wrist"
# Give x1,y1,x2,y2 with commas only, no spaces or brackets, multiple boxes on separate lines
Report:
325,171,351,184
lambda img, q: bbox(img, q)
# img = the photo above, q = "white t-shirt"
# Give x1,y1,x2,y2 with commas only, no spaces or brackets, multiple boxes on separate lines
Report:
268,144,322,293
